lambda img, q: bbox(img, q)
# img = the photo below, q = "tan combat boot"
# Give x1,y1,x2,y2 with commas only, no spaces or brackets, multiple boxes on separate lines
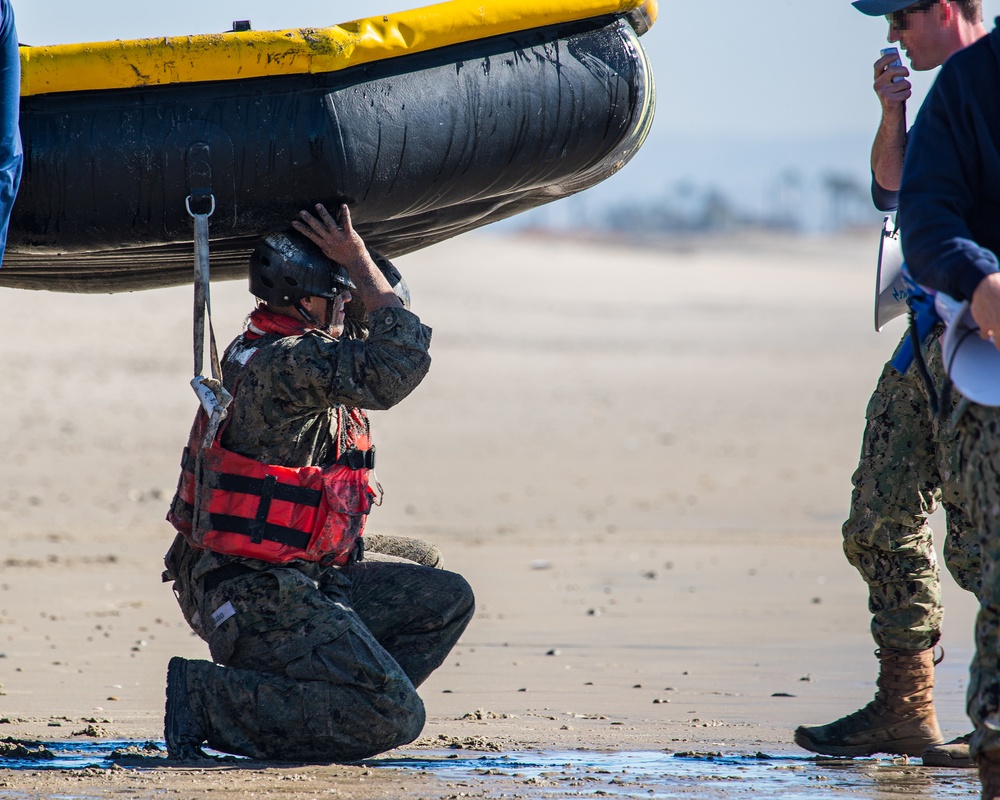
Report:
980,754,1000,800
923,732,974,768
794,648,943,757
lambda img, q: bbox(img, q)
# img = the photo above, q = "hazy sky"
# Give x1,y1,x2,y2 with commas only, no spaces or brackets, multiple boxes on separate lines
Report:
15,1,1000,216
18,0,1000,136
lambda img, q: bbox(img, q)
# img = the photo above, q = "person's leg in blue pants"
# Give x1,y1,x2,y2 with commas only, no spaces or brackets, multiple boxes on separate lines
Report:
0,0,21,265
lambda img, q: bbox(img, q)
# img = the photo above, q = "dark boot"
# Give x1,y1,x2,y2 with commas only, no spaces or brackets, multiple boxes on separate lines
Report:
794,648,943,757
165,656,212,761
980,754,1000,799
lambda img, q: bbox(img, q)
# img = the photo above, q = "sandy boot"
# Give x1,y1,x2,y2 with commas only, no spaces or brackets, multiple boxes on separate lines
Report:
923,732,974,768
980,755,1000,799
794,648,943,757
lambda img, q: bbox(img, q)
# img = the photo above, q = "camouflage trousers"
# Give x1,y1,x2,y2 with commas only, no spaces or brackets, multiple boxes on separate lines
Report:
960,405,1000,759
842,331,979,652
164,533,474,761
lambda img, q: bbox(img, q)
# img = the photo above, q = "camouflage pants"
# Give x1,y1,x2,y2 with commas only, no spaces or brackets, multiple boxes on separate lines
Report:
960,405,1000,759
842,331,979,652
165,534,474,761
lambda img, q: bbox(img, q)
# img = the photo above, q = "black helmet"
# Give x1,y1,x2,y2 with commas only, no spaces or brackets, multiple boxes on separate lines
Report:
249,229,355,306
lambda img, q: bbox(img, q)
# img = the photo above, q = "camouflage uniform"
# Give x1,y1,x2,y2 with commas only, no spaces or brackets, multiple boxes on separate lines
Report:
164,307,475,761
842,329,980,652
958,405,1000,760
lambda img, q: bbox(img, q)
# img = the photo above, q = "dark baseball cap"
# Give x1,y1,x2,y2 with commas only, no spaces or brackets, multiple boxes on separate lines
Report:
852,0,920,14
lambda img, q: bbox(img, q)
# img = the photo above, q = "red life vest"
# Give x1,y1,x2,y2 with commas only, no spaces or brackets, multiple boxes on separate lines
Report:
168,340,376,566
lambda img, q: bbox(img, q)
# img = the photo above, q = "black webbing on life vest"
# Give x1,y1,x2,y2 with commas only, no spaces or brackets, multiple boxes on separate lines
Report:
181,448,325,507
249,475,277,545
214,470,323,508
332,448,376,470
177,499,314,551
210,512,313,550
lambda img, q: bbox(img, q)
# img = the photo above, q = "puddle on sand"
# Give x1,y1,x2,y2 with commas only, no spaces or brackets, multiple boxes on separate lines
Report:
378,750,981,798
0,742,981,798
0,739,164,770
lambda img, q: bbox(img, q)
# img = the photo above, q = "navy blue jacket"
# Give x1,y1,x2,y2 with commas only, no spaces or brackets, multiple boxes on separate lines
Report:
872,174,898,213
898,22,1000,301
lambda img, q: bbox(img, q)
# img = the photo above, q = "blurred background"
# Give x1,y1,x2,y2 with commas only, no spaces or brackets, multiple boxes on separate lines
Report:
16,0,1000,235
4,3,984,741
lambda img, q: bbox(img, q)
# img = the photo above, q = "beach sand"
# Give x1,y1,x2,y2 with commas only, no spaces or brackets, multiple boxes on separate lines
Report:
0,230,980,797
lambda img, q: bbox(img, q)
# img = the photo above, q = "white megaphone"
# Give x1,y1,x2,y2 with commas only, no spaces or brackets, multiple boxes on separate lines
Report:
936,293,1000,407
874,215,909,332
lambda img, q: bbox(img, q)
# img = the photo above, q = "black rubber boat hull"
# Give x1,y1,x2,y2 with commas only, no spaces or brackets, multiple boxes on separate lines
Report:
2,15,654,292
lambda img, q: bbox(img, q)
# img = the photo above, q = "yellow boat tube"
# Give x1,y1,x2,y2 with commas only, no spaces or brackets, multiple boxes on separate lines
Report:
21,0,656,96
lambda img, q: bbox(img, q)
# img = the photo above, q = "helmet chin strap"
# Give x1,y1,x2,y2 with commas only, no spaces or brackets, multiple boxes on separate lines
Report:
322,299,337,331
293,300,319,326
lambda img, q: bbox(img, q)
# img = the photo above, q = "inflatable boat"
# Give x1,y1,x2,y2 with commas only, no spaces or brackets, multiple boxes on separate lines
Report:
2,0,657,292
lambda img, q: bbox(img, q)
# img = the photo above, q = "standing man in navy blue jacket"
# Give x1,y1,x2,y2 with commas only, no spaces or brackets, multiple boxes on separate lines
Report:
898,19,1000,799
795,0,986,768
0,0,19,264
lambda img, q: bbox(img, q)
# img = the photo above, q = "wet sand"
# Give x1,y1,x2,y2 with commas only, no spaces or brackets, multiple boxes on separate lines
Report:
0,230,980,797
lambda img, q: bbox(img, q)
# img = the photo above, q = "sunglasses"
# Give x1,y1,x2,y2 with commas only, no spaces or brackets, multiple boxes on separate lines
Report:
887,0,939,30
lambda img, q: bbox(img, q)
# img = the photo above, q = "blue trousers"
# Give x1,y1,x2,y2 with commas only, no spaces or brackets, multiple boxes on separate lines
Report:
0,0,20,265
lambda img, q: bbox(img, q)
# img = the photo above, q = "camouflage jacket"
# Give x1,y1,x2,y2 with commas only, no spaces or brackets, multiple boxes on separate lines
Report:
165,305,430,582
219,306,431,468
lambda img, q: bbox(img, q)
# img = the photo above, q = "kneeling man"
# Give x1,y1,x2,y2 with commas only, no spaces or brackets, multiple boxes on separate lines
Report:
162,204,474,761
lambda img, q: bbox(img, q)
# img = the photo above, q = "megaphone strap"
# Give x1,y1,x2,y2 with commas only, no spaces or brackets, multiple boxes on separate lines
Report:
907,308,940,418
